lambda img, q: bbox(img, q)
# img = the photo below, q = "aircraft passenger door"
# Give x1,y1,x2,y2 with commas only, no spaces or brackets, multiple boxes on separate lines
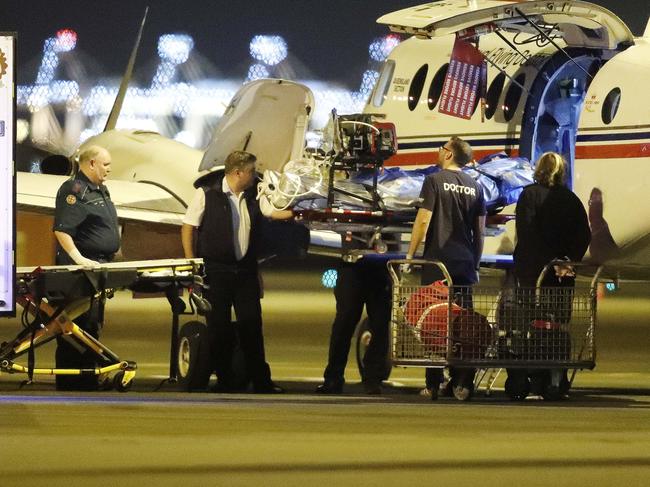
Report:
521,53,598,190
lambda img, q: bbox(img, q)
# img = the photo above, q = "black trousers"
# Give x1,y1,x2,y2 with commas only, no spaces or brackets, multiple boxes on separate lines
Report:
423,269,475,390
323,261,391,385
205,269,272,389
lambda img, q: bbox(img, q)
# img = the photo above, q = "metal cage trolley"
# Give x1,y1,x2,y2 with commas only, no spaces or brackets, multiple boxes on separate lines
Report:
388,259,601,401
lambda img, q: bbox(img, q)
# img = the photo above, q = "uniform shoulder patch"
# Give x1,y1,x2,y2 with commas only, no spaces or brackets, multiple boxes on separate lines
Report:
65,194,77,205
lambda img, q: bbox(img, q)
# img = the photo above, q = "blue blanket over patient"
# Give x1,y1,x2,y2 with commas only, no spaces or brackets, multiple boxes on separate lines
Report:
291,153,534,213
348,153,534,212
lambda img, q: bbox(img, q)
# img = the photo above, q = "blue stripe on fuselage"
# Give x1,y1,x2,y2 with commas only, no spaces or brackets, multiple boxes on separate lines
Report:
576,131,650,143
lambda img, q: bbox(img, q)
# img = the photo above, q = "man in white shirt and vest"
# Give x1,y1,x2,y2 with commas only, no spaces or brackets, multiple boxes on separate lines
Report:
181,151,291,393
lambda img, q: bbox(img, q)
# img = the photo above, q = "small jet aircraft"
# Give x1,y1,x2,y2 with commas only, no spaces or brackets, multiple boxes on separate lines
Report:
16,0,650,276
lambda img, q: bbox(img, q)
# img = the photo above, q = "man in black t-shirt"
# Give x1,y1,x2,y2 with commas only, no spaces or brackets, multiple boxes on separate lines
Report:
406,136,486,399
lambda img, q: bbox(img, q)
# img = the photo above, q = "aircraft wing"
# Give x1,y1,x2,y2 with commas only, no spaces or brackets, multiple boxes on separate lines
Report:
378,0,634,49
17,172,186,225
17,172,344,257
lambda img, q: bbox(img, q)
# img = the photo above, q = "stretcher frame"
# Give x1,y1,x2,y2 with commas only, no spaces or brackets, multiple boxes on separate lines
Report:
0,258,205,391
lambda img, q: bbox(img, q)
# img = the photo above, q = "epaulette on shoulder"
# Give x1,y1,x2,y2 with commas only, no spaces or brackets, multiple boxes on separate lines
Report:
67,178,86,194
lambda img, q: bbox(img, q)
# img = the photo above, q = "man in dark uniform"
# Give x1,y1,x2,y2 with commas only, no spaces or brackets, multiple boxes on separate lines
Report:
406,136,486,399
53,145,120,390
181,150,286,394
315,253,392,395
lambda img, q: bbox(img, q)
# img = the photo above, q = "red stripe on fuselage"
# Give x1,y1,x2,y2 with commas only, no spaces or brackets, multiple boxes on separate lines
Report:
575,143,650,159
384,148,520,167
385,142,650,167
384,152,438,167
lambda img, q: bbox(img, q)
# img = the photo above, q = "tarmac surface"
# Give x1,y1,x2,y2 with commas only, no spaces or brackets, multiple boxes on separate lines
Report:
1,266,649,486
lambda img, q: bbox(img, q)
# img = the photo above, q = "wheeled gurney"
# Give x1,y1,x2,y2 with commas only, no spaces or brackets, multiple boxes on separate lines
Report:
0,258,205,391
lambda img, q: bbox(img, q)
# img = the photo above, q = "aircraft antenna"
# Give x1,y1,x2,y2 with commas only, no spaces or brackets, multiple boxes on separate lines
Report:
242,131,253,151
104,7,150,132
514,7,593,80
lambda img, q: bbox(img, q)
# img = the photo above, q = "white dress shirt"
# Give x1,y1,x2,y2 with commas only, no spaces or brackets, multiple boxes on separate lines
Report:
183,177,251,260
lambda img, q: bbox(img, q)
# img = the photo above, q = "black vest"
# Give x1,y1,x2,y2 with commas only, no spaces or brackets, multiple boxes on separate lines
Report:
196,175,260,272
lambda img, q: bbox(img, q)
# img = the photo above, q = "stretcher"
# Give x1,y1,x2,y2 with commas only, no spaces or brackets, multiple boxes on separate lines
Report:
388,259,602,401
0,258,205,391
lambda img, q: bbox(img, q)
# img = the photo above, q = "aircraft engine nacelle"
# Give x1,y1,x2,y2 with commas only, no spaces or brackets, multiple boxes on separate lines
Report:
40,154,73,176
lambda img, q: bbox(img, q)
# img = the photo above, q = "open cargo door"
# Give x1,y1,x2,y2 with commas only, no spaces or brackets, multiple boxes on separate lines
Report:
199,79,314,175
378,0,634,50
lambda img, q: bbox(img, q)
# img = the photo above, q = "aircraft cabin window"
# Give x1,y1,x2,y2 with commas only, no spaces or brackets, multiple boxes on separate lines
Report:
372,60,396,108
503,74,526,122
485,72,506,120
408,64,428,111
602,87,621,125
427,63,449,110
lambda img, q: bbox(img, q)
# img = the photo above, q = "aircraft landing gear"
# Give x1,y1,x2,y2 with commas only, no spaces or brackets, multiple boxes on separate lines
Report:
177,321,212,392
176,321,249,392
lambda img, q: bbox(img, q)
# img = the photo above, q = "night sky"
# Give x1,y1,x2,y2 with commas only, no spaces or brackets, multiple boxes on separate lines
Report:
1,0,648,87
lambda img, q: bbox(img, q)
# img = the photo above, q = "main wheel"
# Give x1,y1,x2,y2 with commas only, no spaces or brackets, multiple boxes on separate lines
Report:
355,318,392,382
177,321,212,392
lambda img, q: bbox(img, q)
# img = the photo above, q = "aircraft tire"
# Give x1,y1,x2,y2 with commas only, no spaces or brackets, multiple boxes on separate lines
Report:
177,321,212,392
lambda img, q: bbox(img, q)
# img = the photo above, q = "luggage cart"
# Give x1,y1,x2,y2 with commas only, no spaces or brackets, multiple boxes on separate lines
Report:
388,259,601,401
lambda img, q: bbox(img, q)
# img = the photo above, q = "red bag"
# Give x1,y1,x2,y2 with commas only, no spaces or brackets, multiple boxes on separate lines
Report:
404,281,461,348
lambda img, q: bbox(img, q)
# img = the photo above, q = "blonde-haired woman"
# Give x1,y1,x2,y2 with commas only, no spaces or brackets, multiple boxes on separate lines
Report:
509,152,590,400
514,152,590,286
